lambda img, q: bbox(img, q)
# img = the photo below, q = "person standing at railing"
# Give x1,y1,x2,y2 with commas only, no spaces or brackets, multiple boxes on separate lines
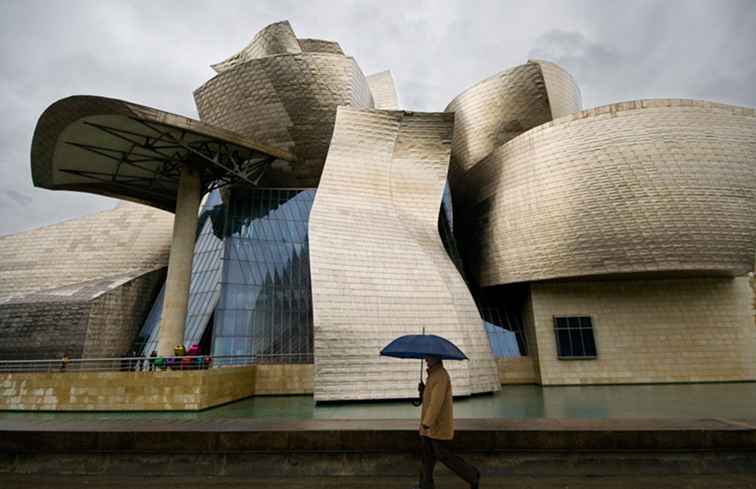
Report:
148,350,157,371
130,350,139,371
60,354,69,372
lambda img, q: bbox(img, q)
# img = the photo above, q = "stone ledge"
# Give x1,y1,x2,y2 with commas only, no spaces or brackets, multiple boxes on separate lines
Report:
1,418,755,452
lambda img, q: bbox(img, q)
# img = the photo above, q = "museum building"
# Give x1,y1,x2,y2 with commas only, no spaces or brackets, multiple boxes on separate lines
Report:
0,21,754,402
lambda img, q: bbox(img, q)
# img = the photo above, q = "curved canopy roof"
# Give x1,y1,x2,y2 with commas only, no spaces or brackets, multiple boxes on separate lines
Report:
31,96,295,212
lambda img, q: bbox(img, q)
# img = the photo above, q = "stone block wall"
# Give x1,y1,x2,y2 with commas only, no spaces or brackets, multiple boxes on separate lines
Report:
253,364,313,395
496,357,539,384
0,365,257,411
530,277,756,385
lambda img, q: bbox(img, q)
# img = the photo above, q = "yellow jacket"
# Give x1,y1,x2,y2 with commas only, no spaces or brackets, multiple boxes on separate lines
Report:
420,363,454,440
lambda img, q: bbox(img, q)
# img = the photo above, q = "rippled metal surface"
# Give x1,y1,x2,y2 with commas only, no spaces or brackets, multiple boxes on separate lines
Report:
445,60,581,181
309,107,500,401
460,99,756,286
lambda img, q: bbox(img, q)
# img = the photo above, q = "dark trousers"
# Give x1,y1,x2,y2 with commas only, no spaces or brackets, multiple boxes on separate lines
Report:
420,435,479,488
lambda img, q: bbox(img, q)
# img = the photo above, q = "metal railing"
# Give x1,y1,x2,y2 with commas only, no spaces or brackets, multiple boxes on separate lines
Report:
0,353,313,373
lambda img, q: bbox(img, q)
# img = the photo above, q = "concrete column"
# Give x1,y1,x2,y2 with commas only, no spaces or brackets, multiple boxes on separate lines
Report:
158,166,202,356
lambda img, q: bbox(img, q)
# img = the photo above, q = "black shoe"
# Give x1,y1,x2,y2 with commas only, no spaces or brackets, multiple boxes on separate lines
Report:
470,471,480,489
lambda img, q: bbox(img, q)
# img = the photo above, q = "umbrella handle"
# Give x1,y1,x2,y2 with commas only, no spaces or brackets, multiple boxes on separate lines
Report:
413,359,423,407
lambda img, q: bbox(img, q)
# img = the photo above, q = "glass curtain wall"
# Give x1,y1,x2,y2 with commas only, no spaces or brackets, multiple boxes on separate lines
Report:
213,188,315,362
133,188,316,363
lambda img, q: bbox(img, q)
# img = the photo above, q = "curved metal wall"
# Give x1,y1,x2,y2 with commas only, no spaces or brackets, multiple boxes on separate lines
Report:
460,99,756,287
445,60,581,180
194,53,374,188
210,20,302,74
367,70,400,109
309,107,500,401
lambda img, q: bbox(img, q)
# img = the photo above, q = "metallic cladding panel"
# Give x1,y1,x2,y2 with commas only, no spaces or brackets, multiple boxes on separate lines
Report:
0,201,172,301
444,61,580,178
211,20,302,73
194,53,374,188
31,96,293,212
367,70,400,109
534,60,583,119
460,99,756,286
297,38,344,55
309,107,500,402
0,202,172,359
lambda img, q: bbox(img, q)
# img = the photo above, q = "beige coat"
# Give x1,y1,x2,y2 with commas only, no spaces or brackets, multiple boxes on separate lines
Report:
420,363,454,440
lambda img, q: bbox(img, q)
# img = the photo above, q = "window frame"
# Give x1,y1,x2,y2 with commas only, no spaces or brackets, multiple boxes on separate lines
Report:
552,315,598,360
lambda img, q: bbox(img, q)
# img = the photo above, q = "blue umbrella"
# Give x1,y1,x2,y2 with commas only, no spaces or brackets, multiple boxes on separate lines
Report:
380,334,468,361
380,332,468,404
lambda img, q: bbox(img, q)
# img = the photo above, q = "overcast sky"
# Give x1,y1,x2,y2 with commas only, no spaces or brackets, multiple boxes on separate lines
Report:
1,0,754,236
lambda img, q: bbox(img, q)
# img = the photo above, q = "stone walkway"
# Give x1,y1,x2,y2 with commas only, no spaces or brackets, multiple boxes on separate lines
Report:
3,474,756,488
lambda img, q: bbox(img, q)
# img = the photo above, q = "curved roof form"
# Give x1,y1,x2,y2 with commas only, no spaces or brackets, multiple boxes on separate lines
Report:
210,20,346,73
211,20,302,73
194,23,374,188
445,60,581,181
459,99,756,286
31,96,294,212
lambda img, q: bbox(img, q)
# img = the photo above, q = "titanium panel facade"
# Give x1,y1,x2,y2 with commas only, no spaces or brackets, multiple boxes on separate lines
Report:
211,20,302,73
461,99,756,287
0,202,172,359
194,53,374,188
445,60,581,184
309,107,500,401
367,70,400,110
297,38,344,55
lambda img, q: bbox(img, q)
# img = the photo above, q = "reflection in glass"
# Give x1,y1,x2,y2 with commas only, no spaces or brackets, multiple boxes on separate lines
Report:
213,188,315,361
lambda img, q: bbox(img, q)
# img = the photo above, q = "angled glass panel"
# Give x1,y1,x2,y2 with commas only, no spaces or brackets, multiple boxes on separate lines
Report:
484,322,521,358
213,188,315,363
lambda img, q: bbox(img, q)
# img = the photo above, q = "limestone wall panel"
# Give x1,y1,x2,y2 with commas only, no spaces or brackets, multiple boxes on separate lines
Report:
529,277,756,385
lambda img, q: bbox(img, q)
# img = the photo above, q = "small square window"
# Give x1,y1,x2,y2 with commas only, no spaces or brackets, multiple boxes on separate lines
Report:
553,316,597,360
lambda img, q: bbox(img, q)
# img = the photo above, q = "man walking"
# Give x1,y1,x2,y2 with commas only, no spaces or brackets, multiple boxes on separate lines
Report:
414,355,480,489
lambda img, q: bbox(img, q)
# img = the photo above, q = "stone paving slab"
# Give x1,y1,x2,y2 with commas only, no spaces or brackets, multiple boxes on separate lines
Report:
3,474,756,489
